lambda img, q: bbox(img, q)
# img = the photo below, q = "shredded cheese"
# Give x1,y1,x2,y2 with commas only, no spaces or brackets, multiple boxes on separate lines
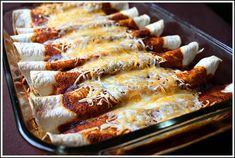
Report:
99,90,201,132
78,86,118,106
47,5,106,28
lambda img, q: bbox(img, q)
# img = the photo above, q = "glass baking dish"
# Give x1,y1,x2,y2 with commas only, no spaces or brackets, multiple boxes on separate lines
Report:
3,2,232,155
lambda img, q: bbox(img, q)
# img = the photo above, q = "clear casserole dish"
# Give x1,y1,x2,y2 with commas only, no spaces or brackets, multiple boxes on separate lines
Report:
3,2,232,155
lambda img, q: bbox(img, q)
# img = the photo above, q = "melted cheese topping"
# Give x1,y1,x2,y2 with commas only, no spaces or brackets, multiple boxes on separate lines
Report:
47,23,133,60
100,91,201,132
46,4,106,27
76,51,158,73
75,66,201,133
64,38,141,59
62,24,127,40
33,3,82,15
69,51,163,87
79,66,178,100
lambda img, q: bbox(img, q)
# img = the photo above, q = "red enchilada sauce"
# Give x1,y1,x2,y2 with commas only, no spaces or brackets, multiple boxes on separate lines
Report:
45,42,71,61
159,48,184,68
62,87,118,120
45,57,87,71
130,28,151,38
53,72,84,94
60,114,130,144
118,18,139,30
32,28,60,43
143,37,165,53
176,66,212,88
59,115,108,133
199,84,232,107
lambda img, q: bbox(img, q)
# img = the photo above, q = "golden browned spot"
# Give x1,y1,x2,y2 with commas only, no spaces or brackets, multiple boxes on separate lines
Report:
118,19,138,30
176,66,210,88
159,48,183,68
143,37,165,52
199,85,232,107
45,58,87,71
62,88,117,120
130,28,151,38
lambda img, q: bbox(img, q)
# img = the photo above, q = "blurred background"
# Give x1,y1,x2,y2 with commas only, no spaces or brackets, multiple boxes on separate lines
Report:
158,3,232,47
207,3,232,25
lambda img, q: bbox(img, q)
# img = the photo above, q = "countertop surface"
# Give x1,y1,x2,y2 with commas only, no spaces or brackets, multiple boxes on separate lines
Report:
2,3,232,155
